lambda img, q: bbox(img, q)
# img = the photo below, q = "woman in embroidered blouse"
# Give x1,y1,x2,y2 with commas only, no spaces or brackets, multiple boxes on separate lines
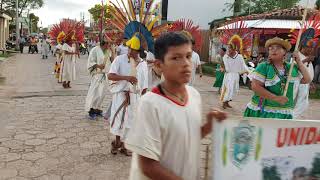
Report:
244,37,312,119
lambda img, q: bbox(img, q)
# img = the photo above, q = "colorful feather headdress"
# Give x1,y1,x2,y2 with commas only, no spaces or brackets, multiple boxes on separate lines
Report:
168,19,202,51
289,14,320,48
49,19,85,44
108,0,168,52
220,20,252,58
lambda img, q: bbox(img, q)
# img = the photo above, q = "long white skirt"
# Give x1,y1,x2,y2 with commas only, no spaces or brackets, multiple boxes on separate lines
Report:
85,74,107,112
110,91,138,140
60,55,76,82
220,72,240,102
293,84,309,118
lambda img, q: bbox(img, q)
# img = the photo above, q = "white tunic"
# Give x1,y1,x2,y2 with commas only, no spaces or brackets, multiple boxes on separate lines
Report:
125,86,202,180
41,40,49,56
108,54,148,139
293,52,313,118
60,43,77,82
146,51,161,89
85,46,111,112
189,51,201,86
116,44,129,55
221,53,248,102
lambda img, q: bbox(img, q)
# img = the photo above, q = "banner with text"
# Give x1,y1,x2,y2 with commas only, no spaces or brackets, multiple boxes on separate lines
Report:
212,118,320,180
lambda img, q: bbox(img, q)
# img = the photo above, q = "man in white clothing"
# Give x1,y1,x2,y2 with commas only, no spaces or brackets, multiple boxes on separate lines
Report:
85,40,112,120
116,37,129,56
293,46,314,118
41,35,49,59
108,36,148,155
189,40,202,86
146,51,162,89
220,44,248,109
60,39,78,88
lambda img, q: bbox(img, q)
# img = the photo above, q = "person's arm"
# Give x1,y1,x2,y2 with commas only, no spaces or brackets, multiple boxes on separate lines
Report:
201,109,227,138
198,64,203,77
107,73,137,84
251,80,288,105
139,156,183,180
293,51,312,84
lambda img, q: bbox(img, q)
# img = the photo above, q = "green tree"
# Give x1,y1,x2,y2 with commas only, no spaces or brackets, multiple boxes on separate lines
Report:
225,0,300,16
316,0,320,10
88,4,113,23
29,13,39,33
0,0,43,17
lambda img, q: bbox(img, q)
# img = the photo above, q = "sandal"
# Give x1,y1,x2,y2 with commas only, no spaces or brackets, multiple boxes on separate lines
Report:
120,143,132,156
111,140,121,155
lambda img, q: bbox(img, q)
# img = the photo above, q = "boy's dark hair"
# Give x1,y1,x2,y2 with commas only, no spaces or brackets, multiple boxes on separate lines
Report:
154,32,192,61
221,47,227,52
191,39,195,45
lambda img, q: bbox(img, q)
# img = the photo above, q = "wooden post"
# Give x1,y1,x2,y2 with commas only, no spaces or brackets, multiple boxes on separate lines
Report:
283,1,309,96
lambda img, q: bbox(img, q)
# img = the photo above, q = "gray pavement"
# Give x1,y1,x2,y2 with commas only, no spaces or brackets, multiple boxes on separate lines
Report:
0,52,319,180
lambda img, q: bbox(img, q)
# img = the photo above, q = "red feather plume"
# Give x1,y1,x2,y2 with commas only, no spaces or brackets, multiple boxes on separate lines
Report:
289,14,320,46
168,19,202,51
48,19,85,45
220,20,252,58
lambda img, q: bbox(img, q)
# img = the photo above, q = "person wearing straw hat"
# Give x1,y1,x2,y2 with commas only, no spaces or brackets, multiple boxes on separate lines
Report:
244,37,312,119
108,35,148,156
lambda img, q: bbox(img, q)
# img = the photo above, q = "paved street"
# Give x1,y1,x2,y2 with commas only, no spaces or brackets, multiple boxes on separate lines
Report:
0,52,319,180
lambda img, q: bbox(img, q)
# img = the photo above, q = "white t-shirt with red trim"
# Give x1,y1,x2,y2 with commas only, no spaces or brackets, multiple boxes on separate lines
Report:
125,85,202,180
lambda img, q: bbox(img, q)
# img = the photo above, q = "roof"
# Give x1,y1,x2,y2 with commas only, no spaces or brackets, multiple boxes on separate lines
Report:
210,6,320,29
217,19,302,30
241,5,319,21
0,13,12,20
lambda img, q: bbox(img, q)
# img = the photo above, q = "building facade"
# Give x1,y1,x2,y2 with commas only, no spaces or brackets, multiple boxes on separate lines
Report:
0,13,11,50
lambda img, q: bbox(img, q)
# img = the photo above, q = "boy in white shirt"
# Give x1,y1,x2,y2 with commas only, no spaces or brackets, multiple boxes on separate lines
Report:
125,32,227,180
189,39,203,86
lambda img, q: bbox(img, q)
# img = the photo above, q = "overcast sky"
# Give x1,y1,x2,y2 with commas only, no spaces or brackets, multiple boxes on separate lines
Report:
32,0,107,27
33,0,316,28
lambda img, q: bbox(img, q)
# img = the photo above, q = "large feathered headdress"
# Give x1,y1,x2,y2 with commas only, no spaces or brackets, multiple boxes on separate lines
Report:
289,14,320,48
220,20,252,58
168,19,202,51
49,19,85,44
108,0,168,52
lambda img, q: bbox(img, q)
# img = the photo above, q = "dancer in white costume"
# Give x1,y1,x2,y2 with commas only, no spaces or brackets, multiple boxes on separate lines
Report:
220,44,248,109
85,40,112,119
108,36,148,155
60,40,78,88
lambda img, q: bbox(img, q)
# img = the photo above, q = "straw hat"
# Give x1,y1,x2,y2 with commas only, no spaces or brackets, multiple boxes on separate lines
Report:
265,37,292,51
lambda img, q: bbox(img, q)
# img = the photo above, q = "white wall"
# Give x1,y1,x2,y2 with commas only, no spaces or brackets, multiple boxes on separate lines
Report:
167,0,234,30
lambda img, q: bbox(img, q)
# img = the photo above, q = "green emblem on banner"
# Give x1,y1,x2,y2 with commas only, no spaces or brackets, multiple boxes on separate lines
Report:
231,121,256,169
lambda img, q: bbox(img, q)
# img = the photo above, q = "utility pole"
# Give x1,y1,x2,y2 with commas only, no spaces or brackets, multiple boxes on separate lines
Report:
15,0,20,50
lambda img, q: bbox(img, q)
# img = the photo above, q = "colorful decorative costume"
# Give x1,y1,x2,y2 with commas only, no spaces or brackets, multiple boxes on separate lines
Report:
244,37,302,119
108,0,163,140
168,19,202,86
48,19,84,87
219,21,251,103
289,15,320,118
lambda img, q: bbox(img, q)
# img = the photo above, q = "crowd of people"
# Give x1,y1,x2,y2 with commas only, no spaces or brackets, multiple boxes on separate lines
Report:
33,1,317,179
